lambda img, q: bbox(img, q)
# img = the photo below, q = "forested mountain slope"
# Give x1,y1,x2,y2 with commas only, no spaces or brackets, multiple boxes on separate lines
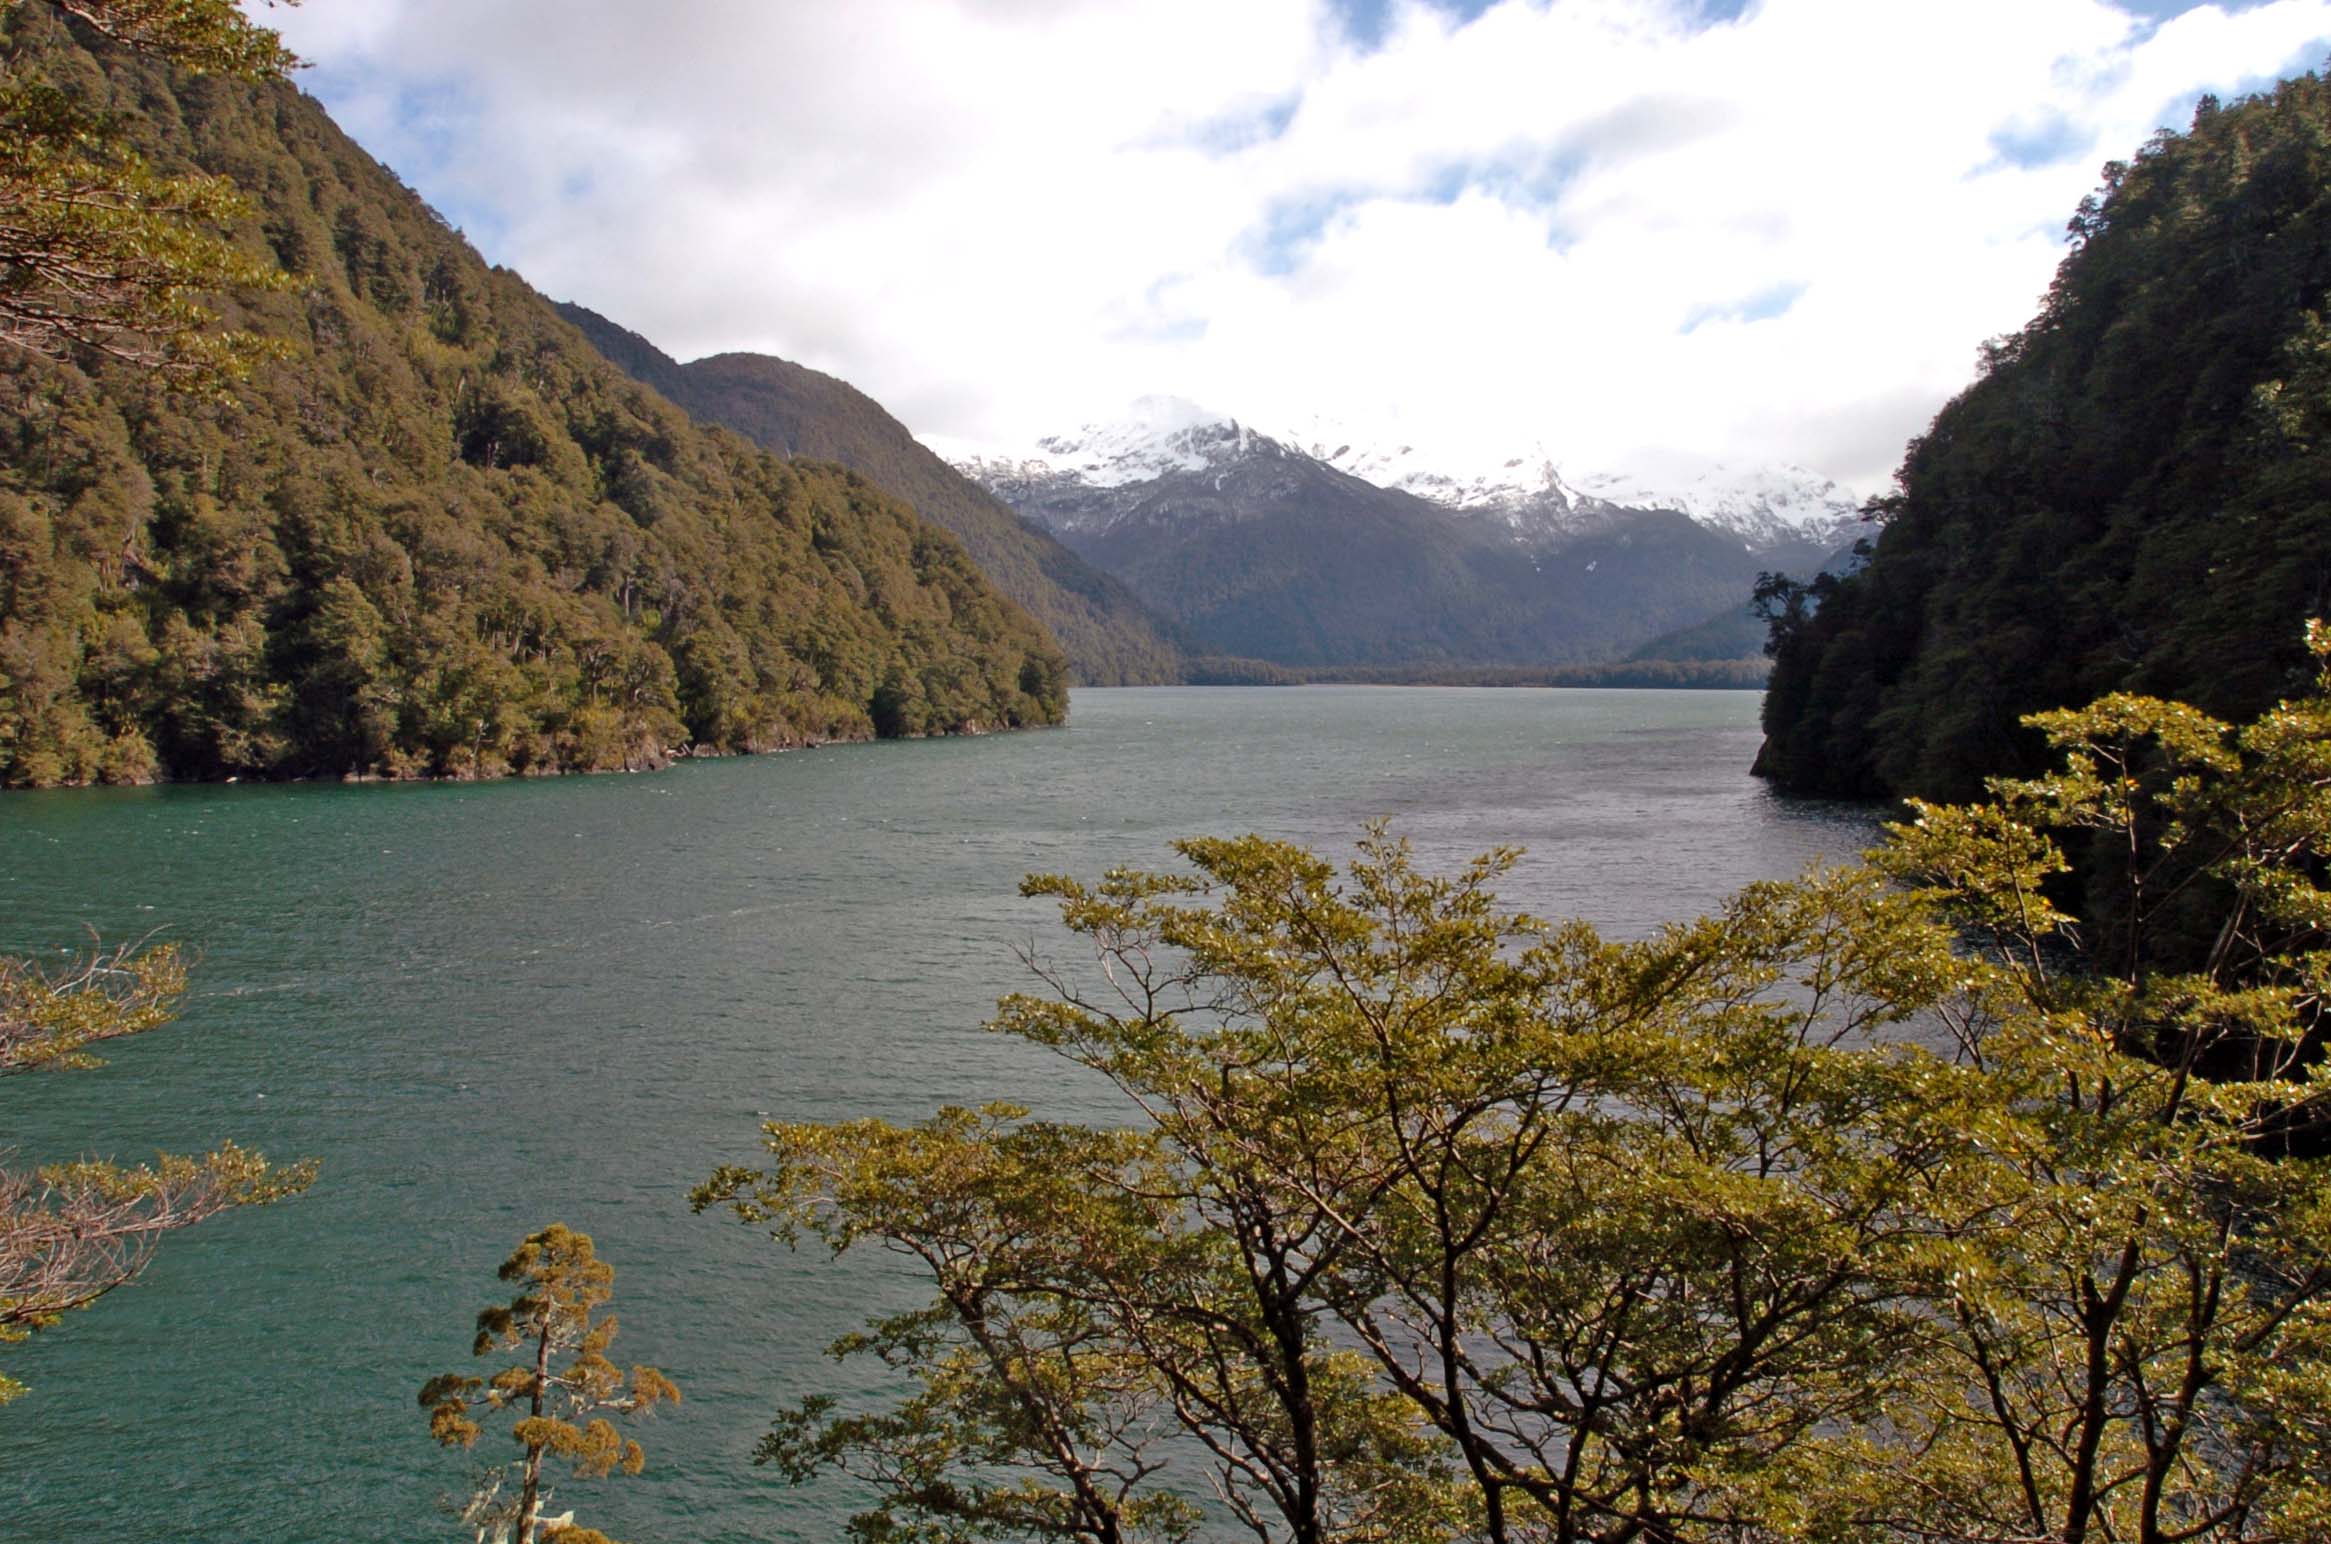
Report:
1758,77,2331,799
551,304,1185,686
0,10,1065,788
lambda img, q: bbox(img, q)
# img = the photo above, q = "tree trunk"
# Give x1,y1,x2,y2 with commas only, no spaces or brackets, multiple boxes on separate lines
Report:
518,1321,552,1543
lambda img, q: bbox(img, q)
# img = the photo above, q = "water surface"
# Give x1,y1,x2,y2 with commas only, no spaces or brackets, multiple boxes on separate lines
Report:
0,687,1878,1541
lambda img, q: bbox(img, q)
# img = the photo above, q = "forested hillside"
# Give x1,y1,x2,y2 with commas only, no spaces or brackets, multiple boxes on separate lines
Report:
552,305,1185,686
1758,77,2331,798
0,10,1065,788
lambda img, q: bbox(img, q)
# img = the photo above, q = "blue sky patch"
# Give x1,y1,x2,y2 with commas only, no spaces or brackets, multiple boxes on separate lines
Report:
1425,145,1582,209
2148,36,2331,137
381,78,481,175
1681,280,1807,333
302,64,511,254
1110,315,1210,346
1175,95,1302,155
1329,0,1503,54
1693,0,2256,31
1987,110,2090,171
1241,190,1365,276
2116,0,2274,17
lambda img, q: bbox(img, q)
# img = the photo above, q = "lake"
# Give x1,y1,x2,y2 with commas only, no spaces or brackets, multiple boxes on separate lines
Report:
0,686,1879,1542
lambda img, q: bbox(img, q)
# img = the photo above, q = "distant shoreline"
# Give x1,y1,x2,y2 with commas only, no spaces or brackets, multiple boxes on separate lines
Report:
1169,658,1770,690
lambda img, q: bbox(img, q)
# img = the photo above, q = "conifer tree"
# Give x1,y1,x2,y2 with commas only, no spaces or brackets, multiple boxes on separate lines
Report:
421,1225,679,1544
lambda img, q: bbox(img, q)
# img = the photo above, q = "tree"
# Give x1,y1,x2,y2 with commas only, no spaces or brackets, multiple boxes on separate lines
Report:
705,841,1989,1540
0,0,299,379
705,628,2331,1542
420,1225,680,1544
1861,623,2331,1543
0,0,315,1412
0,2,1071,792
1756,75,2331,803
0,0,315,1411
0,939,315,1403
707,1108,1204,1544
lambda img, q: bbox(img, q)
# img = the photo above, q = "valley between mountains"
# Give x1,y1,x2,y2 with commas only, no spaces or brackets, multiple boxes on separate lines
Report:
562,308,1864,683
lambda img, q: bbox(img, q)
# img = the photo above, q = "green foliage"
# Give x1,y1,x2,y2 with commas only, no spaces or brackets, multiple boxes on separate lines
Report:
0,933,180,1073
0,0,300,381
1761,75,2331,800
27,0,299,76
421,1224,677,1544
0,938,314,1404
707,657,2331,1542
1856,624,2331,1542
703,1107,1205,1544
0,23,1065,787
0,0,316,1415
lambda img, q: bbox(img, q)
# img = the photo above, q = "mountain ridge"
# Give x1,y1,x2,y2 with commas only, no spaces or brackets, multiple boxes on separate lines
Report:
551,305,1185,686
0,11,1065,787
956,402,1847,670
960,399,1864,554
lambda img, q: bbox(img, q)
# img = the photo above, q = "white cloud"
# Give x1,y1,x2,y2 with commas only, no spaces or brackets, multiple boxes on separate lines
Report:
264,0,2331,492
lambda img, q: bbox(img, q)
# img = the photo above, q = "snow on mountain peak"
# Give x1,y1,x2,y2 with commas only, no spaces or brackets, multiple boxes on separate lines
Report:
947,399,1865,555
1567,462,1863,546
1276,417,1864,549
979,395,1269,490
1287,418,1552,508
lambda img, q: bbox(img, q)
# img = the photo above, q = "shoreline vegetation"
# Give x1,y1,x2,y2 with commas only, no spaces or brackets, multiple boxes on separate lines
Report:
25,712,1063,790
0,664,1773,791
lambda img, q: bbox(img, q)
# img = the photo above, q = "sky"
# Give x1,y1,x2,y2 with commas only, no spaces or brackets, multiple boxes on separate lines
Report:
261,0,2331,493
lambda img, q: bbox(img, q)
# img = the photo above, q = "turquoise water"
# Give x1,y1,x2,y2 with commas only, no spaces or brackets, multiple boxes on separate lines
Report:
0,687,1878,1541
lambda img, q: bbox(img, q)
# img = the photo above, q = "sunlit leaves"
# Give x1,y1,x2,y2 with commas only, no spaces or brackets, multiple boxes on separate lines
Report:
0,0,302,382
0,938,313,1403
718,650,2331,1542
419,1226,677,1544
0,936,183,1074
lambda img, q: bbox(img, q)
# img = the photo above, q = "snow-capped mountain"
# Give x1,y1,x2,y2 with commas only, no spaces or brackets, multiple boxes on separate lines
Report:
950,400,1838,670
1284,419,1862,552
1287,427,1573,512
955,396,1275,523
957,400,1865,557
1284,425,1586,544
1567,463,1864,550
956,398,1382,548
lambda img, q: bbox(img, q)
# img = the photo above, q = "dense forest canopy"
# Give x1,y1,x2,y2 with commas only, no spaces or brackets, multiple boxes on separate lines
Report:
1758,74,2331,800
0,8,1066,788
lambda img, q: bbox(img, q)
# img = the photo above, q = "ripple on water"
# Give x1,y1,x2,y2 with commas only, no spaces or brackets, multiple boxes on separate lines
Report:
0,686,1879,1543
